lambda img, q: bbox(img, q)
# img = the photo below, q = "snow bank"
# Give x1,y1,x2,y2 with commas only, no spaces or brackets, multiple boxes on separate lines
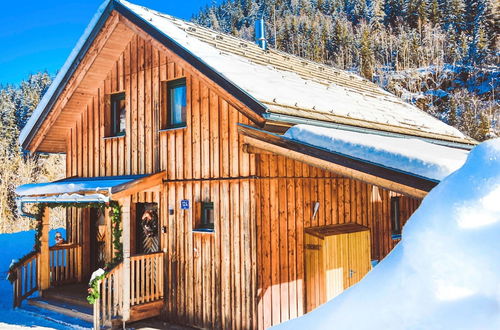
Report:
275,138,500,330
284,124,469,181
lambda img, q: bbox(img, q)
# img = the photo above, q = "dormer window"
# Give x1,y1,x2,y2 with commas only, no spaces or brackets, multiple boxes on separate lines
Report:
110,92,126,136
162,78,186,129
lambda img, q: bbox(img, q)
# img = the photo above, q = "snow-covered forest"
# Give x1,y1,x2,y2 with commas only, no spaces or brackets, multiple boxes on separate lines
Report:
0,0,498,233
194,0,499,140
0,73,65,233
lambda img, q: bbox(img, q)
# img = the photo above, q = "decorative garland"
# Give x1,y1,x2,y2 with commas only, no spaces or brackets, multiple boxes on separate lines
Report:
7,201,123,296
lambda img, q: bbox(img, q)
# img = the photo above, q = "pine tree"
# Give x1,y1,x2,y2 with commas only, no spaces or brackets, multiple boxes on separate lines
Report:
383,0,405,27
428,0,441,26
359,24,375,80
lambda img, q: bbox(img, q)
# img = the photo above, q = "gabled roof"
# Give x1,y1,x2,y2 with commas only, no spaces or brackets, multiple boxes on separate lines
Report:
20,0,475,151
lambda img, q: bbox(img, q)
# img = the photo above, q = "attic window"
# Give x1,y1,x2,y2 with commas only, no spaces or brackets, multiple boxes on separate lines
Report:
162,78,186,129
110,92,126,136
391,196,401,239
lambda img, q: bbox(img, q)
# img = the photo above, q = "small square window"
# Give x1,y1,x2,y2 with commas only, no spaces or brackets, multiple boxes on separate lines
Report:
163,78,186,129
391,196,401,239
110,92,126,136
198,201,214,230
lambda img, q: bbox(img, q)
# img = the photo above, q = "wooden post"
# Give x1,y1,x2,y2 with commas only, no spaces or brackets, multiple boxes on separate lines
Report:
120,197,131,323
39,207,50,293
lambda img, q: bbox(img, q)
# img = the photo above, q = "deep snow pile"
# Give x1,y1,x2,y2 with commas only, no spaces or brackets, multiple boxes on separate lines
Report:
276,138,500,330
284,124,469,181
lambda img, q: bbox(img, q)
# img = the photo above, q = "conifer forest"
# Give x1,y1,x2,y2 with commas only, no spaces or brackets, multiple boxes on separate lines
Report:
0,0,498,232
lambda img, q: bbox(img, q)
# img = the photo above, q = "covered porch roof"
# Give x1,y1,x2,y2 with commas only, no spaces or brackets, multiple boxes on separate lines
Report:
16,172,165,203
239,124,469,198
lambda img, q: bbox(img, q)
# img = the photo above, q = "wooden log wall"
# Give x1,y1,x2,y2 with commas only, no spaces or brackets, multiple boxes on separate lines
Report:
255,154,420,329
65,33,259,329
62,27,421,329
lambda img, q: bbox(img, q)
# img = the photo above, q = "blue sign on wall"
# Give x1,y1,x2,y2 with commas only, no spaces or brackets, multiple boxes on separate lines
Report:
180,199,190,210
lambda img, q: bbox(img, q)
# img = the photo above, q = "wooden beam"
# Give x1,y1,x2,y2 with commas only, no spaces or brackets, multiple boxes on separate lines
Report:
120,196,131,322
242,144,273,155
239,126,434,199
111,171,165,199
39,208,50,293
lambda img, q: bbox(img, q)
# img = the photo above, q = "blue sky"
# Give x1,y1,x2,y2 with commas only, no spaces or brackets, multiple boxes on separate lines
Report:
0,0,217,86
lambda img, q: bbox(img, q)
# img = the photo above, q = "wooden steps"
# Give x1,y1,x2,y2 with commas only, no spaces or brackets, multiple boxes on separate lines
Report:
27,297,93,324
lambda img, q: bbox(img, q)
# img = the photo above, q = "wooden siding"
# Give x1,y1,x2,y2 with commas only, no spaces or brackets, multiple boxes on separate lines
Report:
62,23,422,329
255,154,420,329
65,32,259,329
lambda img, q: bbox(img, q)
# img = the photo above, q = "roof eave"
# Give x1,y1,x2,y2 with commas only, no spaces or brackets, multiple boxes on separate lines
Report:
20,0,268,151
238,124,438,198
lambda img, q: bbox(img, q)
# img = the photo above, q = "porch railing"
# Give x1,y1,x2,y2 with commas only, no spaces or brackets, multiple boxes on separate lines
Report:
130,252,164,306
49,244,82,286
12,252,39,308
93,263,123,329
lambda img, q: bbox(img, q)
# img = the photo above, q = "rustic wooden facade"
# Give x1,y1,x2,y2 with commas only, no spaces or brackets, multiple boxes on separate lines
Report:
14,1,474,329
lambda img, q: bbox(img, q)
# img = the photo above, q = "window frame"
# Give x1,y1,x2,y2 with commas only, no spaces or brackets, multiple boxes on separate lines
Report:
162,77,187,129
390,196,401,239
110,92,126,137
193,201,214,232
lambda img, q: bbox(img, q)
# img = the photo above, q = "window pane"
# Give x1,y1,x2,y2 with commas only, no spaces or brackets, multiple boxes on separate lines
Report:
118,99,126,134
169,84,186,126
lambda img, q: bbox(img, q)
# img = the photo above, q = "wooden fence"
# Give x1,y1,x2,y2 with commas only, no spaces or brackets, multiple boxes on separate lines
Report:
93,263,123,329
130,252,164,306
49,244,82,286
12,252,39,308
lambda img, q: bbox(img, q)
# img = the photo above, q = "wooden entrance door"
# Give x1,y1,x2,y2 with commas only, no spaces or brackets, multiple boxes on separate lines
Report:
305,224,371,312
135,203,160,254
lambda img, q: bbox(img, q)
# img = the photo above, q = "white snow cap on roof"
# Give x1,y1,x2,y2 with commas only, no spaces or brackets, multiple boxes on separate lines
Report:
284,124,468,181
275,138,500,330
120,0,465,140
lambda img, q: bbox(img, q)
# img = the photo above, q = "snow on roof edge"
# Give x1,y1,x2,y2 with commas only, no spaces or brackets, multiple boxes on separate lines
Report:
19,0,112,148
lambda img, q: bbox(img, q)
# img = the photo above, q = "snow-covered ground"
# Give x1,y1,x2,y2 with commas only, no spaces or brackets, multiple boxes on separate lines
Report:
0,228,89,329
276,138,500,330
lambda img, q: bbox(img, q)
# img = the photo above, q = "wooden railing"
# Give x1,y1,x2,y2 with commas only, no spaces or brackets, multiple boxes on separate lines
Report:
130,252,164,306
49,244,82,286
12,252,39,308
93,263,123,329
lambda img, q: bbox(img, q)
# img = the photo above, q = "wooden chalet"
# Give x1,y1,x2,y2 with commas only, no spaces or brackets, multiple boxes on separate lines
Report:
12,0,475,329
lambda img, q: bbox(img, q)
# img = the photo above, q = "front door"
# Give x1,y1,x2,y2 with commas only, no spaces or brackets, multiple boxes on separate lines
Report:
305,226,371,312
89,208,107,272
135,203,160,254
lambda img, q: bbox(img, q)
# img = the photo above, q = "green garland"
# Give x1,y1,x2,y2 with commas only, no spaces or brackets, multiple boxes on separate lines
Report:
8,201,123,293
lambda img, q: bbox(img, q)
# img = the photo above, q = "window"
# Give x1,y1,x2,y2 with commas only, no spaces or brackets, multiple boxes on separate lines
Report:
163,78,186,129
110,92,126,136
196,201,214,231
391,196,401,239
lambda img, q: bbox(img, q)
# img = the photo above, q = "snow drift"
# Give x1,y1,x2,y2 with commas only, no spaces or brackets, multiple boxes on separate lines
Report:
275,138,500,330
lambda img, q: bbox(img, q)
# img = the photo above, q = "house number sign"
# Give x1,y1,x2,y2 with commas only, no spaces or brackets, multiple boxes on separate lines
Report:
181,199,190,210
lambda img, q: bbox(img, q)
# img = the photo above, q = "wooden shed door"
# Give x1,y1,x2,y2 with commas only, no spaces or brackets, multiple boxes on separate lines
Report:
305,228,371,312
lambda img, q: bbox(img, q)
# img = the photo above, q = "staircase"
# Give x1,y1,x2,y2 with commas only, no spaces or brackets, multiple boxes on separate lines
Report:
25,283,93,326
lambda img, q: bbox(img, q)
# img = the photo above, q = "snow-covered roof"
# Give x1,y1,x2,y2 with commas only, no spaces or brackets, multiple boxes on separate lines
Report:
284,124,469,181
20,0,474,151
16,175,146,197
119,0,470,142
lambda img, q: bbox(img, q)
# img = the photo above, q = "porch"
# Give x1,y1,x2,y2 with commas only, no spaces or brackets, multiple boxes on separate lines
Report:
11,173,166,329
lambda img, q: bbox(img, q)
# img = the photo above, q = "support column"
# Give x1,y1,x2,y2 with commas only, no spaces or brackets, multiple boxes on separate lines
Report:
39,207,50,293
120,197,131,322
